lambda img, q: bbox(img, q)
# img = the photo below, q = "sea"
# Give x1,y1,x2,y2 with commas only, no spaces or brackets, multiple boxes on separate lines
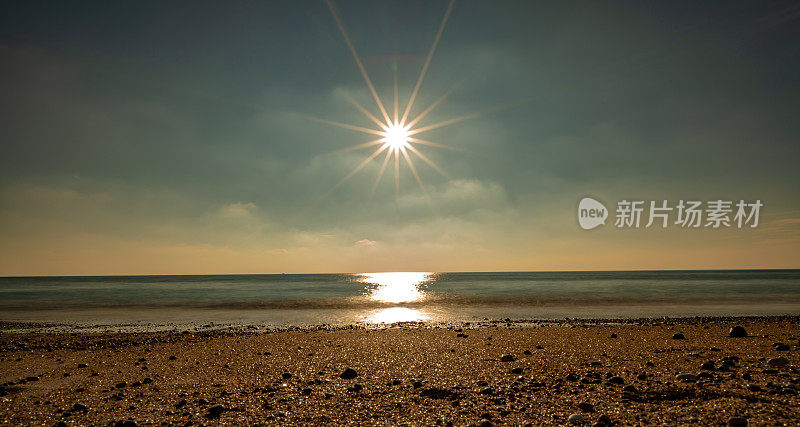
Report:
1,270,799,332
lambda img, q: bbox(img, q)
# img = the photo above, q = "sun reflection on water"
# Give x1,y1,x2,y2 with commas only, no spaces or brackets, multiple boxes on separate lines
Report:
359,272,432,323
367,307,430,323
360,272,431,303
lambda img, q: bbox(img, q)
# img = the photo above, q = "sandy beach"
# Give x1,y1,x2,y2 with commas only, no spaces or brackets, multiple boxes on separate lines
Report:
1,316,798,426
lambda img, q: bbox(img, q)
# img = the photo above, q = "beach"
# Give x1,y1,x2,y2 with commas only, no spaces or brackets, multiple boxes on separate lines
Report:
2,316,799,426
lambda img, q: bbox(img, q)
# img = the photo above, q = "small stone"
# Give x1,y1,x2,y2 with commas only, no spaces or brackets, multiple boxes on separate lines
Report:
340,368,358,379
510,367,523,374
596,414,612,426
609,333,617,338
622,385,637,393
700,360,715,370
768,357,789,367
672,333,686,340
568,413,586,424
676,373,697,381
500,354,516,362
113,421,138,427
747,384,762,392
607,376,624,385
115,381,126,388
576,402,594,412
728,416,748,427
729,326,747,338
301,388,312,395
282,372,293,380
77,363,88,368
413,381,423,389
168,356,177,360
523,350,532,355
566,373,578,381
72,403,88,412
142,377,152,384
207,404,225,417
775,344,790,351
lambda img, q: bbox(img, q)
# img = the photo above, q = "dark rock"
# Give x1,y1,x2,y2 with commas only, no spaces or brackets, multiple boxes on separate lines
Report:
500,354,516,362
672,333,686,340
622,385,637,393
301,388,312,395
72,403,88,412
701,360,715,370
747,384,762,392
609,333,617,338
206,404,225,417
729,326,747,338
340,368,358,380
576,402,595,412
775,344,790,351
168,356,177,360
596,414,612,426
281,372,292,380
77,363,88,368
510,367,523,374
768,357,789,367
728,416,748,427
607,376,624,385
568,413,586,424
114,420,138,427
115,382,126,388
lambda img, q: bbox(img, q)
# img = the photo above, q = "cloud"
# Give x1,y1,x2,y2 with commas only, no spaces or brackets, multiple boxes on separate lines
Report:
353,238,378,248
218,202,257,219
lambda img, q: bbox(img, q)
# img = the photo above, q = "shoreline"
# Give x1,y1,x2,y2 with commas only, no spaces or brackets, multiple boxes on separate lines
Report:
1,315,799,425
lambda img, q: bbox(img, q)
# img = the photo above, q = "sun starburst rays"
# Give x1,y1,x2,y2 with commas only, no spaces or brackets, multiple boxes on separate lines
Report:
317,0,476,202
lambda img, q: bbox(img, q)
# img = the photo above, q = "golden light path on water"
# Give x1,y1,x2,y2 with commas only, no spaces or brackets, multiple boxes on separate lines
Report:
359,272,432,323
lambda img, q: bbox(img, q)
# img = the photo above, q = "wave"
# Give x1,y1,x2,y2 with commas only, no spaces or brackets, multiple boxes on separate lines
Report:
4,292,800,311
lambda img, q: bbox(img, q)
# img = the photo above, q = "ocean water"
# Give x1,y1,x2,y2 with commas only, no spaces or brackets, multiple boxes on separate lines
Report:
1,270,799,330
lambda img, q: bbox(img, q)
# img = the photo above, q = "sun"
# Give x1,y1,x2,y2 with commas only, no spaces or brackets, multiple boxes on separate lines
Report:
309,0,508,201
382,123,410,151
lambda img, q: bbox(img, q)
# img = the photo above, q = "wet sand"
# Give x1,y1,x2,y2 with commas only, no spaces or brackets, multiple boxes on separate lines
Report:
1,316,799,426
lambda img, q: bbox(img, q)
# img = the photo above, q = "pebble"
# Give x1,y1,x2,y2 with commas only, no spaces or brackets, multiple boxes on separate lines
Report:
729,326,747,337
676,373,697,381
340,368,358,379
596,414,612,426
607,376,624,385
672,333,686,340
728,416,748,427
282,372,293,380
207,404,225,417
622,385,638,393
500,354,516,362
576,402,594,412
72,403,88,412
568,413,586,424
700,361,715,370
77,363,87,368
774,344,790,351
113,420,138,427
768,357,789,367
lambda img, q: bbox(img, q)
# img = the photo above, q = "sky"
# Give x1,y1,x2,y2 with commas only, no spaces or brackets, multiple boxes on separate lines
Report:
1,0,799,275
